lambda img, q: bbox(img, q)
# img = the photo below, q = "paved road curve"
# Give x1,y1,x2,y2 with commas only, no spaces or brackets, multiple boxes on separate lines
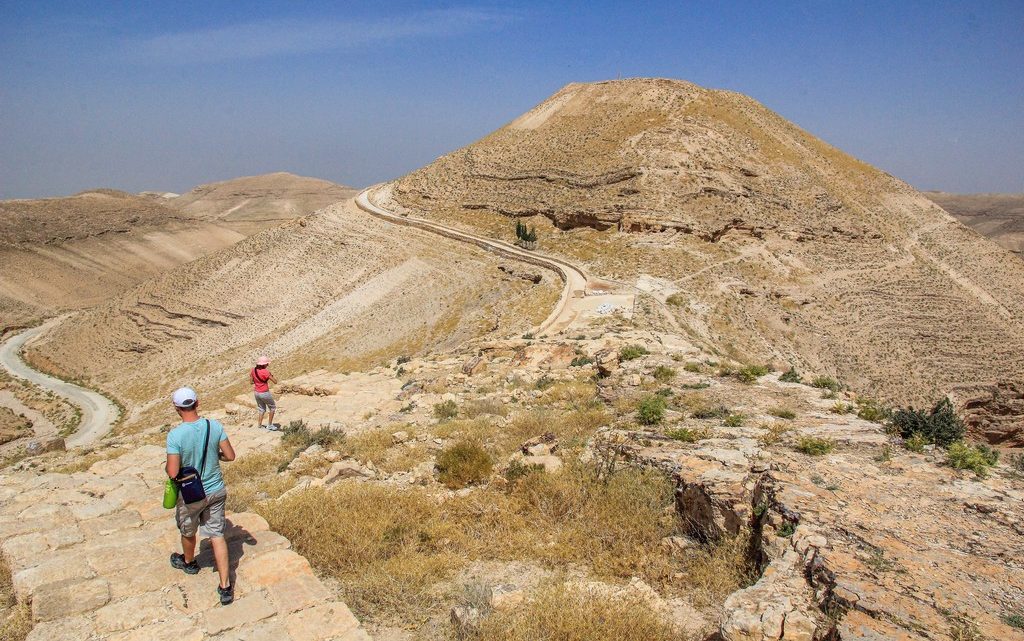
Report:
356,185,591,336
0,318,118,447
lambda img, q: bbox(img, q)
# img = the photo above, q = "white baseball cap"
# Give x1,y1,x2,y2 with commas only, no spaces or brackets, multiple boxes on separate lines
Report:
171,387,198,408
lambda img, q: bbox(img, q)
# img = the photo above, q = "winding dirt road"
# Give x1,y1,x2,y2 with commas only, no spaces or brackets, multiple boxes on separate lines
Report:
0,318,118,447
356,185,601,335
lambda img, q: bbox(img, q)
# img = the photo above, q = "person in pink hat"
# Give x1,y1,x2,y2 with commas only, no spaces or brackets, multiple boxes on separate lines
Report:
250,356,278,430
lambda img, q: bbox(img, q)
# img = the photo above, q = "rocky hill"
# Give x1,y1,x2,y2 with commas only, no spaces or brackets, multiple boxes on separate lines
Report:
386,78,1024,408
168,172,356,231
925,191,1024,255
0,174,352,331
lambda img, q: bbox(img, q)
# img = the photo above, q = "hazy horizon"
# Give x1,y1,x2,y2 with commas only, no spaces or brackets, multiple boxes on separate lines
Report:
2,1,1022,199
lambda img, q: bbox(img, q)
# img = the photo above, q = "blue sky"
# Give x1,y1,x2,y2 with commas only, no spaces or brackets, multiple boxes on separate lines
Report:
1,1,1021,198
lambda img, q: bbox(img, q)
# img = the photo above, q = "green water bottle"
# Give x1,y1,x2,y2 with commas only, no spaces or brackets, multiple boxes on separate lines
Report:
163,477,179,509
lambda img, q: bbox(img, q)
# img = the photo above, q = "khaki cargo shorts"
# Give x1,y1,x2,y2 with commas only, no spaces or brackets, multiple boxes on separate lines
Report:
175,487,227,538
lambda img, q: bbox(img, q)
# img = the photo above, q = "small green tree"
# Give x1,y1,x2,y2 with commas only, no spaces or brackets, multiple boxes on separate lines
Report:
890,398,964,448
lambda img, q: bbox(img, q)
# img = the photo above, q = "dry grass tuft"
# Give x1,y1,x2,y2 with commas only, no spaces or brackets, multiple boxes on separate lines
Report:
222,450,296,511
677,534,756,608
0,553,32,641
538,380,599,410
469,581,688,641
463,397,508,418
437,441,493,488
502,408,609,454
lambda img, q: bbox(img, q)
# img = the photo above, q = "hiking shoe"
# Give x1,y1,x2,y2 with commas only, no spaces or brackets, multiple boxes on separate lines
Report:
217,583,234,606
170,552,200,575
267,423,280,431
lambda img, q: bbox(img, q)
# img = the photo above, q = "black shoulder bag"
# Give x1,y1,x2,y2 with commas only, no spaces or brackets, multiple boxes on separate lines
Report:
176,419,211,504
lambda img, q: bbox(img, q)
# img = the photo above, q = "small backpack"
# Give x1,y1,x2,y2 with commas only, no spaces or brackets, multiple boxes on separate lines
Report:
176,419,211,504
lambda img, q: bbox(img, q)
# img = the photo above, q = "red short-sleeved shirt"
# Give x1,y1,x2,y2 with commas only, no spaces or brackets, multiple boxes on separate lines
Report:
251,368,271,393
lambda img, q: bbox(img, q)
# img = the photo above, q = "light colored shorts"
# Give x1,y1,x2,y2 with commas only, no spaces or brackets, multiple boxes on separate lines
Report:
254,391,276,414
175,487,227,538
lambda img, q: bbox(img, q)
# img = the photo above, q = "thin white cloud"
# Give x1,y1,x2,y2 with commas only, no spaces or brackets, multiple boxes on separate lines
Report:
130,8,511,63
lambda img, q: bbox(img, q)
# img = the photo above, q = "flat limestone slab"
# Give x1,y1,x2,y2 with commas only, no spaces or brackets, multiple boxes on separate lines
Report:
1,436,372,641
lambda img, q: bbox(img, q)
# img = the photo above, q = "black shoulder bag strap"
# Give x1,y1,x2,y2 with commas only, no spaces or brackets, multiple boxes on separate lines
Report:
198,419,211,482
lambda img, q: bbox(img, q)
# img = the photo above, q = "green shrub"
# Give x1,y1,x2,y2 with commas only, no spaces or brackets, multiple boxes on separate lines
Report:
776,522,796,537
665,426,710,443
693,405,730,420
811,376,841,392
946,441,999,478
779,368,802,384
666,293,685,307
735,365,771,384
856,398,890,423
619,344,649,361
795,437,835,456
503,458,541,486
683,362,703,373
889,398,964,448
535,375,555,391
570,356,593,367
310,426,346,450
522,332,535,340
637,395,667,425
433,400,458,421
769,407,796,420
830,401,853,415
681,382,710,390
1002,613,1024,630
436,441,493,488
396,355,411,365
652,365,676,382
723,413,745,427
904,433,928,453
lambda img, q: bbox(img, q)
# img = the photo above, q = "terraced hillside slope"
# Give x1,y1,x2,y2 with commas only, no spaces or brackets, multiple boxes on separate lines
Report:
0,174,353,331
25,198,559,426
385,77,1024,408
925,191,1024,255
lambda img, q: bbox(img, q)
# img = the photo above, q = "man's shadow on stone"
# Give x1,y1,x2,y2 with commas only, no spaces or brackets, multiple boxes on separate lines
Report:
193,518,256,585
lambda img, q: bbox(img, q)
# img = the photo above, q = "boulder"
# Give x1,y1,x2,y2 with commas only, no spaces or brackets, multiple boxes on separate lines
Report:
520,432,558,456
450,606,480,635
26,437,66,456
392,431,410,444
322,460,376,484
462,356,487,376
595,348,619,376
522,454,562,473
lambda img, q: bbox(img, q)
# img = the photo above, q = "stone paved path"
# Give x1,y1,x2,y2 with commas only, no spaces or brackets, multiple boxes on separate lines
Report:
0,428,371,641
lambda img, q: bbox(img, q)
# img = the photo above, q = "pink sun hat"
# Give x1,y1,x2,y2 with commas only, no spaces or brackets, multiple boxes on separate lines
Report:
256,356,271,366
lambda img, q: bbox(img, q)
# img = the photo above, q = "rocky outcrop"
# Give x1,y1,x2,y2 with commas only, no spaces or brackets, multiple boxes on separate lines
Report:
596,389,1024,640
950,381,1024,446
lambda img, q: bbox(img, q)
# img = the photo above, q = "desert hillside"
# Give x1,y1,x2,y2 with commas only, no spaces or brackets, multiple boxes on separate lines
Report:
25,198,559,423
386,78,1024,406
168,171,356,232
925,191,1024,255
0,174,353,331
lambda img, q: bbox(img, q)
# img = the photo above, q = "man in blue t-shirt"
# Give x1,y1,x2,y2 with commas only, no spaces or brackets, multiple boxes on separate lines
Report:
165,386,237,605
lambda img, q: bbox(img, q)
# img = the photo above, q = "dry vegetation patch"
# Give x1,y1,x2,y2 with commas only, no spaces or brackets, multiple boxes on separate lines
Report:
257,462,707,628
0,553,32,641
468,581,687,641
